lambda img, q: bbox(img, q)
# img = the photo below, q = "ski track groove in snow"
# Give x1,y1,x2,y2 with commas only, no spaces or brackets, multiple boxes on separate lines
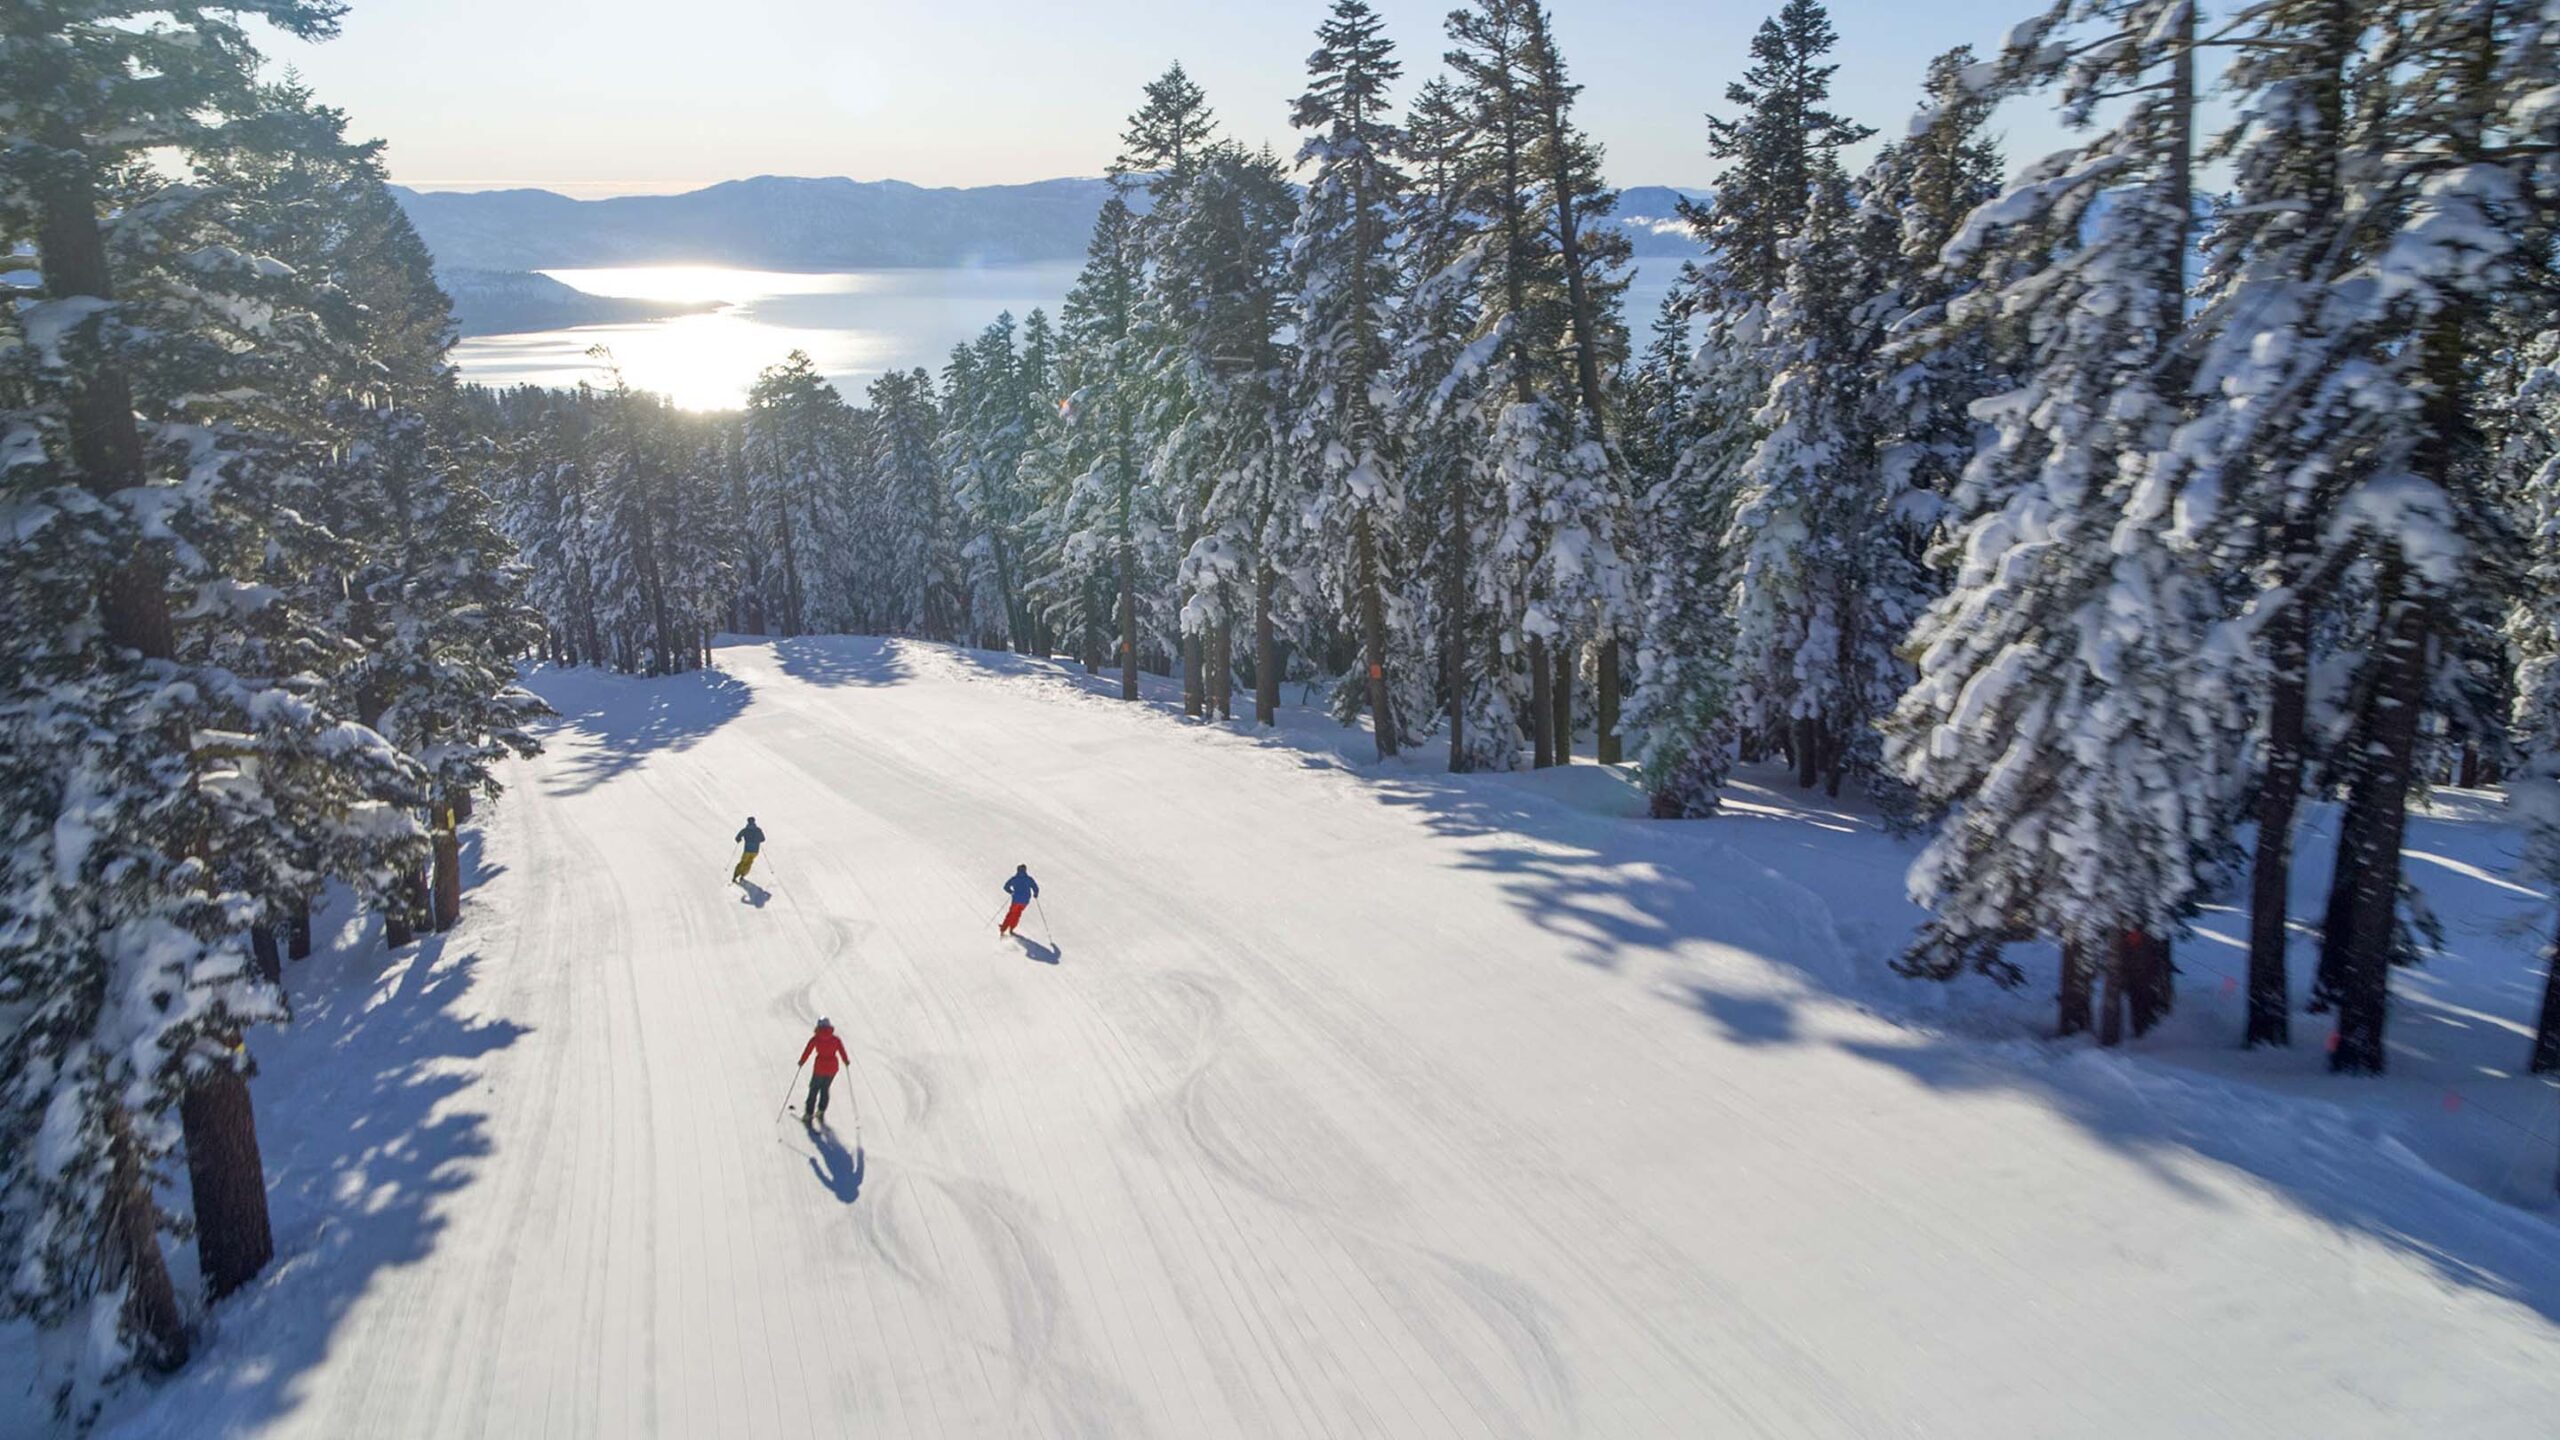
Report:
68,636,2560,1440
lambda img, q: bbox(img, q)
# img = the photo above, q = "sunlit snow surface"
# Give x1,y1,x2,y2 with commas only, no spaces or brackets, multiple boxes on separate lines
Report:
15,636,2557,1439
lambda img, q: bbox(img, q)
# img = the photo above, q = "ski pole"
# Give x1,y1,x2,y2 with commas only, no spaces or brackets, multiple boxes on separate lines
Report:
778,1060,806,1118
1035,895,1056,949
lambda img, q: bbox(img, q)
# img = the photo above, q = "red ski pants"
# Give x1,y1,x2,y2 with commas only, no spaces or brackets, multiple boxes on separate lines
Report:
1001,902,1028,933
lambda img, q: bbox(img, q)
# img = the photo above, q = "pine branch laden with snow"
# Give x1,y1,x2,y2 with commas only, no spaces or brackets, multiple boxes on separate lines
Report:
0,11,558,1412
1886,4,2246,1022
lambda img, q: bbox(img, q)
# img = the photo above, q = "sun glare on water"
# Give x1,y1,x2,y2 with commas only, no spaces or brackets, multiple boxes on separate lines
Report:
449,263,1084,411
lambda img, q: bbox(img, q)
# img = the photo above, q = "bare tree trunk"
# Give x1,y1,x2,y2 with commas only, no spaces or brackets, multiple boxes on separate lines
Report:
106,1108,187,1372
287,898,312,962
1596,639,1621,765
432,807,463,932
1357,515,1394,758
2058,939,2094,1038
182,1060,273,1300
1182,631,1204,719
2247,591,2309,1047
1551,642,1574,765
2532,917,2560,1075
384,871,416,950
1528,636,1554,769
249,925,281,988
1210,621,1233,720
1118,545,1139,702
2097,937,2128,1048
2326,564,2428,1075
1444,472,1470,771
1794,716,1819,790
1256,564,1280,727
2129,930,2176,1037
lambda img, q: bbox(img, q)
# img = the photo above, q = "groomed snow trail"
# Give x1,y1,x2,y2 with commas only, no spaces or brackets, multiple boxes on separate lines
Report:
123,639,2560,1437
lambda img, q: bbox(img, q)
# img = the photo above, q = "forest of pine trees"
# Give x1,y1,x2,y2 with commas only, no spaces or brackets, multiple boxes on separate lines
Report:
1,4,543,1419
5,0,2558,1417
484,0,2555,1084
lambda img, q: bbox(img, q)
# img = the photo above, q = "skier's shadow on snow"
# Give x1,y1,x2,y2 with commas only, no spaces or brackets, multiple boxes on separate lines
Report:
737,879,771,908
807,1123,864,1204
1013,934,1061,965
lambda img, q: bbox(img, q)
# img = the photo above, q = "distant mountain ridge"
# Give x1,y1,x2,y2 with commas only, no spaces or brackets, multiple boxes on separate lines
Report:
395,175,1711,276
394,175,1126,273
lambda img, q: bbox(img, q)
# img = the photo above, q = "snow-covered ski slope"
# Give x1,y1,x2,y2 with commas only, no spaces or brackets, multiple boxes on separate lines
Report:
55,637,2560,1437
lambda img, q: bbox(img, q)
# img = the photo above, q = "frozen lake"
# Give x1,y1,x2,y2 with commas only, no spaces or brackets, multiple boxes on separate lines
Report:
451,260,1689,411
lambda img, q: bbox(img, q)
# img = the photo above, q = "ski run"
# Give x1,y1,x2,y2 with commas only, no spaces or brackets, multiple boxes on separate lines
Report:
13,635,2558,1439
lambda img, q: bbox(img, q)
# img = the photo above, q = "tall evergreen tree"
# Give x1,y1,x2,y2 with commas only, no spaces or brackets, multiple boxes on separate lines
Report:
1885,0,2235,1043
2310,0,2550,1071
1636,0,1872,813
0,1,454,1413
1291,0,1412,755
1390,77,1506,770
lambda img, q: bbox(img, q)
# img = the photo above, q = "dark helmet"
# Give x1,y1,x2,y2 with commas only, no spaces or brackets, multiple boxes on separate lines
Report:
815,1017,832,1031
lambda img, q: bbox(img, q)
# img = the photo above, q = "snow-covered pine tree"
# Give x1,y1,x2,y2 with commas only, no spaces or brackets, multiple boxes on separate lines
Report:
212,91,548,937
940,313,1040,650
2310,0,2553,1072
1010,309,1058,653
1135,140,1297,725
0,0,447,1411
1115,68,1229,717
1883,0,2239,1043
1515,0,1638,765
1723,156,1886,798
1389,77,1506,769
743,352,856,639
1634,0,1872,813
591,376,734,672
1035,193,1153,699
1834,48,2007,808
870,367,963,642
2140,0,2416,1048
493,390,611,661
1291,0,1412,756
1443,0,1632,772
2507,333,2560,1076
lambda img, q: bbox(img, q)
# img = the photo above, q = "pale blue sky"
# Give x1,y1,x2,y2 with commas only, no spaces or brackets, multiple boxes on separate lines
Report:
263,0,2072,197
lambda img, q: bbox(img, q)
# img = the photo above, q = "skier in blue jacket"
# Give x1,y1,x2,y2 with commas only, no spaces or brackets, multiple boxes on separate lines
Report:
732,817,765,884
999,865,1038,936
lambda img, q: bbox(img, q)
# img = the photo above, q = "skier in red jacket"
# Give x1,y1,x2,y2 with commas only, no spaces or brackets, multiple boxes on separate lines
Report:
799,1019,850,1123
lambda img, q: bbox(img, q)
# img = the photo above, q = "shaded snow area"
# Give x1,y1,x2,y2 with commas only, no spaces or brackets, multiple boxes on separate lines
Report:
16,635,2560,1438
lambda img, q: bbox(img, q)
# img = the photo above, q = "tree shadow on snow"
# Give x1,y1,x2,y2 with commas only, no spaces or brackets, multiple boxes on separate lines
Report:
771,636,913,689
807,1124,865,1204
1676,983,1800,1047
1831,1027,2560,1326
1356,761,2560,1334
520,662,751,797
99,915,528,1436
